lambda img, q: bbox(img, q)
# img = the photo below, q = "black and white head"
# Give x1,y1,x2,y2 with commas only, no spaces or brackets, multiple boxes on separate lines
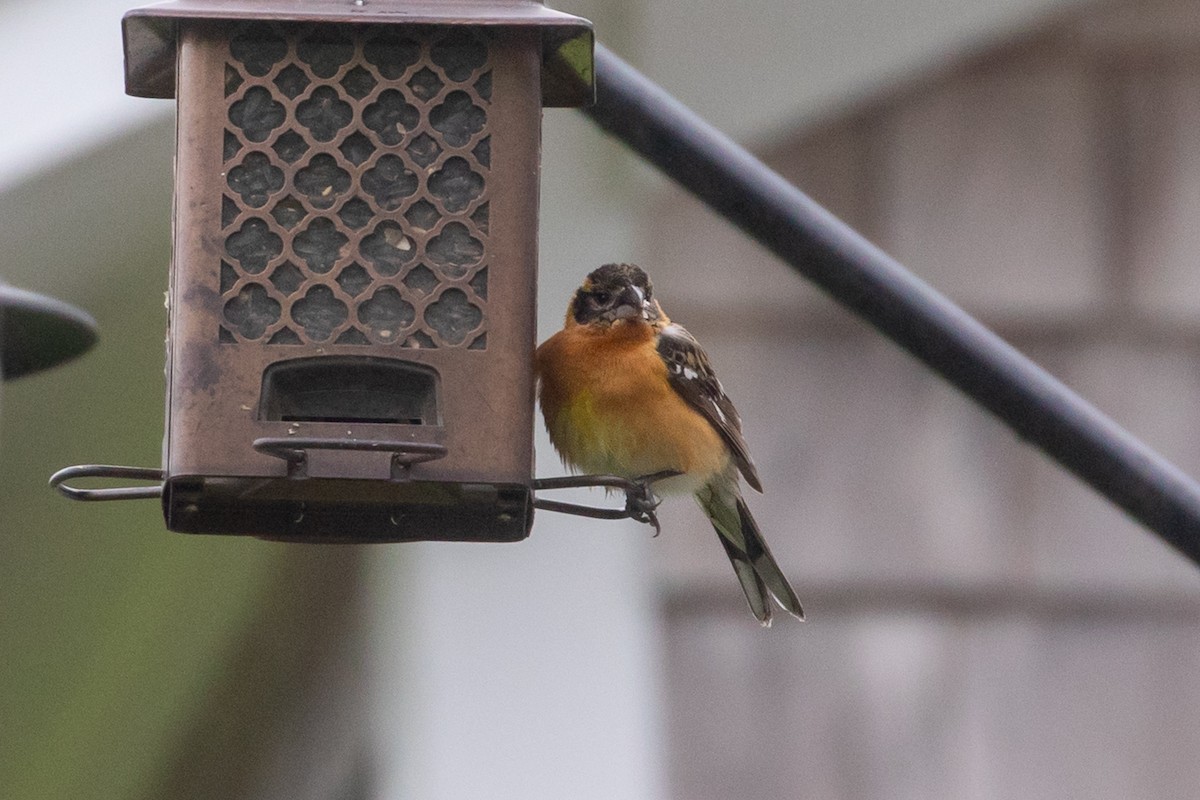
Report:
569,263,663,327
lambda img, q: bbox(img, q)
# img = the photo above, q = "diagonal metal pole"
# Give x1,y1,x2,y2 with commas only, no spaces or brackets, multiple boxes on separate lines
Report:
581,43,1200,567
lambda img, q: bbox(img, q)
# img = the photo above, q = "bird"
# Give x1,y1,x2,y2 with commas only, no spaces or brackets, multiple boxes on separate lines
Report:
534,263,803,625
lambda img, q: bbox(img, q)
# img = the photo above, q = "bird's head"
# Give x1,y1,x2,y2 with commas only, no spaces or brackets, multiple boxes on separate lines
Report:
567,263,665,328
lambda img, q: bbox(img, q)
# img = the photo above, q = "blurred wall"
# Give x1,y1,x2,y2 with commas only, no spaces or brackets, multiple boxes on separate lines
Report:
645,3,1200,797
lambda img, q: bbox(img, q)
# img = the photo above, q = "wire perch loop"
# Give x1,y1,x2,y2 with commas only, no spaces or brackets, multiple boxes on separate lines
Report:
532,470,681,535
49,464,165,501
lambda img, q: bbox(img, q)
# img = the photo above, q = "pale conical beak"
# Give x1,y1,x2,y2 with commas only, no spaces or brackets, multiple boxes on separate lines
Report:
613,285,654,321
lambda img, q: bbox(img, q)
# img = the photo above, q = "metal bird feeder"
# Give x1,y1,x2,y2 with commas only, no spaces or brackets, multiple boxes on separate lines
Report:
52,0,593,542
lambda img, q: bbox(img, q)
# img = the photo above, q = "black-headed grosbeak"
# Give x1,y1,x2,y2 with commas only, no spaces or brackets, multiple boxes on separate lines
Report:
535,264,803,625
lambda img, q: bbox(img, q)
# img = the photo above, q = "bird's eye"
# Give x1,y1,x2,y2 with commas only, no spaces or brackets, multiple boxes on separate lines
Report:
591,291,612,305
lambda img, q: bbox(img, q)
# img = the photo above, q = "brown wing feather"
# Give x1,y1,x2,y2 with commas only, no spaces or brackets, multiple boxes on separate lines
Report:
656,324,762,492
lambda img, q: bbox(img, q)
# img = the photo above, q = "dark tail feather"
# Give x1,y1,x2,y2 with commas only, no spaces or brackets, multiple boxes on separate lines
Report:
716,532,773,626
736,496,804,621
699,483,804,624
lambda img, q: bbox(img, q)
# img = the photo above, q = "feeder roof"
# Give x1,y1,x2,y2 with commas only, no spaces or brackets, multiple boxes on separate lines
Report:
123,0,594,107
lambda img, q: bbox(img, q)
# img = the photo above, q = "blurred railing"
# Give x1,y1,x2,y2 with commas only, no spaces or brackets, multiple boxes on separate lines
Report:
582,44,1200,568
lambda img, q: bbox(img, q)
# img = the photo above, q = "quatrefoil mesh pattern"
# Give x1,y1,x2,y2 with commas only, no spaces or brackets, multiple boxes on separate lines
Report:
220,23,491,349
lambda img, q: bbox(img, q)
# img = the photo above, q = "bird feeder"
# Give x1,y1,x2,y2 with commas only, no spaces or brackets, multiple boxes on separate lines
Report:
52,0,593,542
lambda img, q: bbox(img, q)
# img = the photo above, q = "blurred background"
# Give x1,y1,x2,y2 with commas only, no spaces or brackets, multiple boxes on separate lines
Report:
5,0,1200,798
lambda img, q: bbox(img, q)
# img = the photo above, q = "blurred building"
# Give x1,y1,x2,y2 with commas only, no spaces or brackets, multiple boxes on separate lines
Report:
3,0,1200,799
648,4,1200,797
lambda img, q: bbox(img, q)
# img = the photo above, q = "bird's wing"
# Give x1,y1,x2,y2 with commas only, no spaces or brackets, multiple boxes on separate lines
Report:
656,323,762,492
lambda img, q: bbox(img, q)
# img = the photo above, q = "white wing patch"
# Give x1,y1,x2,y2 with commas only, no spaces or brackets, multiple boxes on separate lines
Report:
656,322,762,491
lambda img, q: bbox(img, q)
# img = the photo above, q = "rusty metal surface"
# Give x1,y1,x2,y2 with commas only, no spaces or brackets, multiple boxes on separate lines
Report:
159,20,541,539
123,0,594,106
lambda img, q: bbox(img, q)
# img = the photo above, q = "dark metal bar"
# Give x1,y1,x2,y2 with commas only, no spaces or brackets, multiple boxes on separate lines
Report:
582,44,1200,566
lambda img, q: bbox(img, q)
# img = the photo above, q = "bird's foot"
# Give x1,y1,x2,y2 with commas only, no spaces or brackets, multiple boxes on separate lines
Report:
624,470,679,537
624,487,662,536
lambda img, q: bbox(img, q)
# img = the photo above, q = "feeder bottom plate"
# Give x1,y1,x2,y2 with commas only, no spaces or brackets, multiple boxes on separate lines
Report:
163,476,533,543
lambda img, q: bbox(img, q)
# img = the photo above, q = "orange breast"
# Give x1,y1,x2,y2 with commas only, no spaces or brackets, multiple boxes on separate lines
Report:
535,322,728,485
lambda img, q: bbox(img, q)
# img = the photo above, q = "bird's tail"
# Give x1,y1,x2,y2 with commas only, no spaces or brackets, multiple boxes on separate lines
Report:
697,479,804,626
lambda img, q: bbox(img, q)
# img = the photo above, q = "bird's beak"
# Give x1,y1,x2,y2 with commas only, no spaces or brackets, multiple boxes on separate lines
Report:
612,286,656,322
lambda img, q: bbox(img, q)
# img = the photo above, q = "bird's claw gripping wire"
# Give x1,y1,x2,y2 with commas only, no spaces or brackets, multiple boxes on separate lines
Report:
532,470,681,534
622,475,668,535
